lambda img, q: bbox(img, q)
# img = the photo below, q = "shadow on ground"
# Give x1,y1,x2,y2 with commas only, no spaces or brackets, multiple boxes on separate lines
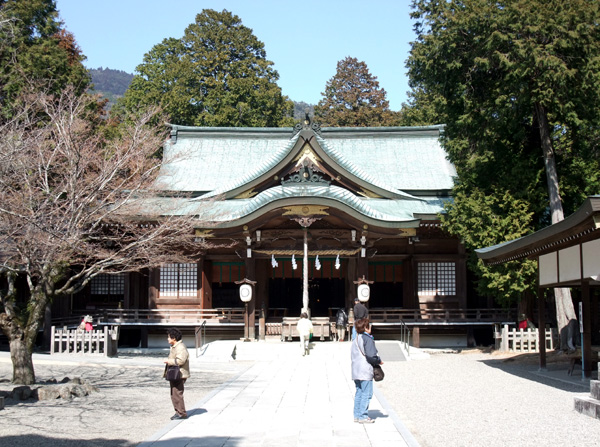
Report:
140,435,243,447
479,351,593,392
1,434,134,447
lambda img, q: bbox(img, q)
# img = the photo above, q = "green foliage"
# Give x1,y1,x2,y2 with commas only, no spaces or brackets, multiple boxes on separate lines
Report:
398,87,444,126
315,57,401,127
442,187,537,306
408,0,600,305
116,9,293,127
0,0,90,119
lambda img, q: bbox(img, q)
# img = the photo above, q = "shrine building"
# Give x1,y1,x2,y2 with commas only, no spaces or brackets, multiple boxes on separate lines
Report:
66,118,495,348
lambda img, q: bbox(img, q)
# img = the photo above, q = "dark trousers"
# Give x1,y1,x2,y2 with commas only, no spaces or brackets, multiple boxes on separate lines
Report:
170,378,187,416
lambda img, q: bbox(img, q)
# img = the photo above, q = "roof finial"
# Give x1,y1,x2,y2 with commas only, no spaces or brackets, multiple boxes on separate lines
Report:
304,109,311,127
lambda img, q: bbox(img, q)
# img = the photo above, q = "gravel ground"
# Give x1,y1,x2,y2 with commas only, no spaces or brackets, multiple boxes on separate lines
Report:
376,349,600,447
1,348,599,447
0,353,251,447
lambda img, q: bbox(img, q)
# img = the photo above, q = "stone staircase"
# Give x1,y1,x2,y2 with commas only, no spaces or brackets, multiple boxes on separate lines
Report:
574,379,600,419
193,339,410,363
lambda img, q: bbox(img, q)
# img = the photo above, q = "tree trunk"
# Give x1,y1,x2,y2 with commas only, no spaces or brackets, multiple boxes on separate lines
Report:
9,336,36,385
535,102,577,350
1,280,51,384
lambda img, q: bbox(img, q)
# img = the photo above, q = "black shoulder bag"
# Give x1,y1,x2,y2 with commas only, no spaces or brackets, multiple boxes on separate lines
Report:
165,358,182,381
356,334,384,382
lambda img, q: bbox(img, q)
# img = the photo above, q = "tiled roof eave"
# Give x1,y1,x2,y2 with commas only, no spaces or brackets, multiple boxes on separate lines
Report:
198,185,421,228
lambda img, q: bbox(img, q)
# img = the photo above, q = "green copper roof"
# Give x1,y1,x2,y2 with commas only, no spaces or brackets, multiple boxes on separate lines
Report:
319,126,455,192
150,125,455,225
157,125,454,195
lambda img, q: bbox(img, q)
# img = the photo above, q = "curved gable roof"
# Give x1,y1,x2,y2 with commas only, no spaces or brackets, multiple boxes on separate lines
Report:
155,124,452,201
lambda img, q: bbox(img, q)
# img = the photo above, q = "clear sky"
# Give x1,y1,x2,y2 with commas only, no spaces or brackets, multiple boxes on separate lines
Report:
55,0,416,111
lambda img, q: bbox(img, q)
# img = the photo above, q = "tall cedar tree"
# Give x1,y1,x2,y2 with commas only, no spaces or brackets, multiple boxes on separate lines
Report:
0,0,90,119
117,9,294,127
315,57,400,127
408,0,600,347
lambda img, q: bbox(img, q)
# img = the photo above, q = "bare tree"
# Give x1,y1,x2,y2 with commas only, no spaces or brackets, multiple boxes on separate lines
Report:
0,87,208,384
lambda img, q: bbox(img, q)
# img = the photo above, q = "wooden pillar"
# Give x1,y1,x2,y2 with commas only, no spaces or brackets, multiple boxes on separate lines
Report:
413,327,420,348
346,258,358,305
148,268,159,309
403,257,417,309
457,244,468,308
245,256,256,340
357,251,368,279
582,279,592,379
140,326,148,349
538,287,546,370
592,286,600,345
256,259,269,341
200,260,212,310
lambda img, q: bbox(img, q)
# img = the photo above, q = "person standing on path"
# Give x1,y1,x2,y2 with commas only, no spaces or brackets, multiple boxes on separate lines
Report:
296,312,313,356
352,297,368,340
164,328,190,420
335,307,349,341
351,318,382,423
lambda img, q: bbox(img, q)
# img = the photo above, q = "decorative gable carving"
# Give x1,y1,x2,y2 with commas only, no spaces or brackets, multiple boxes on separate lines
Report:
281,144,330,186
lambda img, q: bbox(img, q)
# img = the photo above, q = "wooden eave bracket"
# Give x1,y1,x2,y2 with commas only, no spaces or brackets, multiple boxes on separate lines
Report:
234,278,257,286
353,275,374,285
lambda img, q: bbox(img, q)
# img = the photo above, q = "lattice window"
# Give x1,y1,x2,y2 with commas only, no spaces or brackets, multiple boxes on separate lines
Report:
159,263,197,298
90,273,125,296
418,262,456,296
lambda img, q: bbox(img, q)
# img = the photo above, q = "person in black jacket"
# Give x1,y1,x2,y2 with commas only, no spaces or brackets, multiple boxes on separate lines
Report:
335,307,349,341
352,297,369,340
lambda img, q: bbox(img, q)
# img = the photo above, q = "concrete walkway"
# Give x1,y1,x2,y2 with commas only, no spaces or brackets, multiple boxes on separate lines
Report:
139,341,418,447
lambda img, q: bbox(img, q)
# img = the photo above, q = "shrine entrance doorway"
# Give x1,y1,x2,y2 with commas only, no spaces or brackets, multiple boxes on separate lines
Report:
268,278,346,318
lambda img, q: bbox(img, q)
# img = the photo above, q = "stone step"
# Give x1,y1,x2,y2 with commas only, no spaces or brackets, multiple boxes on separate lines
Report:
590,380,600,401
233,340,336,361
193,339,411,362
574,395,600,419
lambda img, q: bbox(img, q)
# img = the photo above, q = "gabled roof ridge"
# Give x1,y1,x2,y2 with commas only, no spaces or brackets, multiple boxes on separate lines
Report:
199,133,301,199
320,124,446,134
168,124,295,134
314,134,421,201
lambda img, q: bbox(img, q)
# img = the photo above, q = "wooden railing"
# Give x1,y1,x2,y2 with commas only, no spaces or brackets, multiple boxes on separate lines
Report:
369,307,516,324
54,307,517,327
56,308,245,326
51,326,119,356
495,325,556,352
281,317,333,341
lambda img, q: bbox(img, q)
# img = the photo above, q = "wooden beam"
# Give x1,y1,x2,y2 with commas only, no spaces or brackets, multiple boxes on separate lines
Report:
582,279,592,379
538,287,546,370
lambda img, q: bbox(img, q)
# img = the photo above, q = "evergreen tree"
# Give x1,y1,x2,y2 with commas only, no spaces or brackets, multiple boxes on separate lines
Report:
315,56,400,127
408,0,600,347
117,9,293,127
0,0,90,119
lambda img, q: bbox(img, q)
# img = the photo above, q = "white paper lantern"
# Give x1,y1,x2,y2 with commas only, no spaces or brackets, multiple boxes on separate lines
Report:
357,284,370,302
239,284,253,302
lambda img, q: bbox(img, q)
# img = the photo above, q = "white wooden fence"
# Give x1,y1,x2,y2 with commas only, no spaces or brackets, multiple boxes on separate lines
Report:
51,326,119,356
495,324,555,352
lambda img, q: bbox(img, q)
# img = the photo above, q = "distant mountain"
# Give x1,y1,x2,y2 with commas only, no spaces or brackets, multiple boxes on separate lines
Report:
88,67,134,108
88,67,314,118
293,101,315,121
